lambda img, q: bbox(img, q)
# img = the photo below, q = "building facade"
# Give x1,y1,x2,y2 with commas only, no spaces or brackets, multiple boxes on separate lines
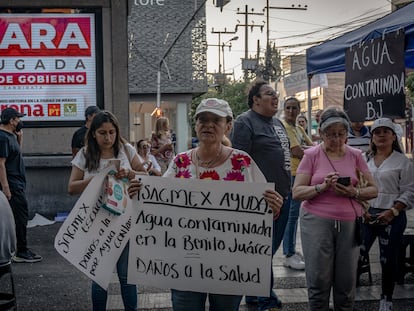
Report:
128,0,207,151
0,0,208,217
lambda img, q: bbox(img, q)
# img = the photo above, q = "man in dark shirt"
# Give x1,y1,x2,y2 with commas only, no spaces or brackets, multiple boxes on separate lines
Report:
231,80,291,311
71,105,100,157
0,108,42,263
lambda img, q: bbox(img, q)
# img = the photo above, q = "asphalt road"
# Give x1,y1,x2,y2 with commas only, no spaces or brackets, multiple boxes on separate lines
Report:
9,222,414,310
12,223,92,310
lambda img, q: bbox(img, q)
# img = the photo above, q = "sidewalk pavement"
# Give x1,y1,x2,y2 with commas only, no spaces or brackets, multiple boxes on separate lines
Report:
9,209,414,310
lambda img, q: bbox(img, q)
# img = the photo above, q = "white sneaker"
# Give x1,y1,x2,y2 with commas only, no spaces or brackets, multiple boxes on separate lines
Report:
379,298,393,311
295,252,305,262
283,254,305,270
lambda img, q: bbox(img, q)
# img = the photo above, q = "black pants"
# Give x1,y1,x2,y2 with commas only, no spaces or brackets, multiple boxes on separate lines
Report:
360,207,407,299
9,189,28,253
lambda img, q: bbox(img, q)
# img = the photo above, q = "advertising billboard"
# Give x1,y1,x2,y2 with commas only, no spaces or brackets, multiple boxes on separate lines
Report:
0,14,96,123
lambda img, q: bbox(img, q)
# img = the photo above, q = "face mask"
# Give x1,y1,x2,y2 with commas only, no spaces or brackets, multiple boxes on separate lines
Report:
15,120,24,132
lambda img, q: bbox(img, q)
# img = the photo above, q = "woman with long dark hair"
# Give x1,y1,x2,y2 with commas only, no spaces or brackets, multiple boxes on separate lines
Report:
360,118,414,311
68,111,145,311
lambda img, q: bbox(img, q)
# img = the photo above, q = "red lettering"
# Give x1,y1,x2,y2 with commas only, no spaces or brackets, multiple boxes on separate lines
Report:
0,16,92,56
48,104,61,116
0,104,45,117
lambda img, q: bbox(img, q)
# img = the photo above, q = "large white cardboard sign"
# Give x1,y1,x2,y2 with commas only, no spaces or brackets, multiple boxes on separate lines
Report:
128,176,274,297
54,165,137,289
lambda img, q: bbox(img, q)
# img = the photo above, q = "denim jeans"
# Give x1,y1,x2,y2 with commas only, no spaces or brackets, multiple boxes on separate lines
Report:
92,243,137,311
360,208,407,299
171,289,242,311
283,176,301,256
245,198,290,307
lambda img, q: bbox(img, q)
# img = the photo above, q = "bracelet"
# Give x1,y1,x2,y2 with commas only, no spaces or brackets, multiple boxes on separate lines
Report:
390,207,400,217
315,184,322,194
353,188,360,199
127,169,135,180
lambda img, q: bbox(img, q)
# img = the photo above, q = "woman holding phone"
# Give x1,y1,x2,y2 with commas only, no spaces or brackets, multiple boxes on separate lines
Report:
292,107,378,311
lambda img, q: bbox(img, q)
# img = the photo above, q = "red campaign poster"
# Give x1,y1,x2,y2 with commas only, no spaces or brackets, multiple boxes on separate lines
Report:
0,14,97,122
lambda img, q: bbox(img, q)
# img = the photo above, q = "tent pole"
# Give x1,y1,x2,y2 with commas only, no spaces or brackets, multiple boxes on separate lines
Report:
307,74,313,136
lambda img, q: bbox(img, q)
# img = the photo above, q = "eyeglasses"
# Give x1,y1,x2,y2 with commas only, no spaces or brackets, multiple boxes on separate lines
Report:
323,132,347,139
141,144,150,149
260,91,279,98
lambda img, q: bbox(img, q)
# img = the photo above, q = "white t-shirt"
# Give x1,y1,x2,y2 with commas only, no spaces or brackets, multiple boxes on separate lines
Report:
71,143,136,179
137,153,161,173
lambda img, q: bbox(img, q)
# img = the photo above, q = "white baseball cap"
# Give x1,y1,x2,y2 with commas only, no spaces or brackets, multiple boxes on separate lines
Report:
195,98,233,119
370,118,395,134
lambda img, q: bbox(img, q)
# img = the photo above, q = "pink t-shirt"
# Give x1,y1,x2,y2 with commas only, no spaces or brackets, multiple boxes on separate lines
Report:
296,144,370,221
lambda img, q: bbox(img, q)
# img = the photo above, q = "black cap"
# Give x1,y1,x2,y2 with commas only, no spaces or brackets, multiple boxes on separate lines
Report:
1,108,26,124
85,106,100,117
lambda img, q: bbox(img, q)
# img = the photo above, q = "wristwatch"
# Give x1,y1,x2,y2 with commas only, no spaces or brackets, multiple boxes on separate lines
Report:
315,184,322,194
390,207,400,217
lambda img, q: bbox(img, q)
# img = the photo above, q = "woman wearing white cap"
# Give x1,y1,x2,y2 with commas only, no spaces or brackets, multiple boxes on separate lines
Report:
163,98,284,311
359,118,414,311
292,107,378,311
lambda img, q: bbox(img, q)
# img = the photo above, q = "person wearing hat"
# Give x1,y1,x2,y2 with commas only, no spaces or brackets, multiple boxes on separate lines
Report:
163,98,283,311
292,107,378,311
359,118,414,311
0,107,42,263
71,105,101,157
230,79,291,310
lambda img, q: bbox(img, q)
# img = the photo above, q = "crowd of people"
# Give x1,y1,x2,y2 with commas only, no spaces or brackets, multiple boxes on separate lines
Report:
1,79,413,311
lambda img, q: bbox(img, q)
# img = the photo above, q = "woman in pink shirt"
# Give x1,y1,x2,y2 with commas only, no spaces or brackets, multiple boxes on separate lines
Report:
293,107,377,311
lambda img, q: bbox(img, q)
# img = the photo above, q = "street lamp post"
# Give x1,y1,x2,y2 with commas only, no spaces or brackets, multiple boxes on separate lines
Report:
155,0,206,112
221,36,238,73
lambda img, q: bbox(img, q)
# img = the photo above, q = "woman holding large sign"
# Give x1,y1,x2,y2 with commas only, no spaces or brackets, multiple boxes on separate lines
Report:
68,111,144,311
163,98,283,311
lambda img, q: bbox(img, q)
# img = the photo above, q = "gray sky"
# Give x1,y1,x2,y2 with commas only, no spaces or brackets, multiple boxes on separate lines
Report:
206,0,391,80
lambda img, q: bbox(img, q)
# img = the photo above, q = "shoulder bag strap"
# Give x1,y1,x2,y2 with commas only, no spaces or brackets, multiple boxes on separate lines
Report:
322,148,361,217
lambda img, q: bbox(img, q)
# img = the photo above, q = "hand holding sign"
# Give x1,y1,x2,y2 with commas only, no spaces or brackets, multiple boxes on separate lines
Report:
128,176,274,297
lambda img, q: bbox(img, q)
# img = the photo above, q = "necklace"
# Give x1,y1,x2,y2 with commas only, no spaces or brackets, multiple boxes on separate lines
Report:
196,145,222,168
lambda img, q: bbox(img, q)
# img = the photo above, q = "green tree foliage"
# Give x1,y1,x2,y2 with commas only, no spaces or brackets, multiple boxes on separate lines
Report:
406,72,414,104
191,80,250,133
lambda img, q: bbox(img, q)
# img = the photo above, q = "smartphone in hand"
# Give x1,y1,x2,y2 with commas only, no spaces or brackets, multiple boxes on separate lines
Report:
337,176,351,186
